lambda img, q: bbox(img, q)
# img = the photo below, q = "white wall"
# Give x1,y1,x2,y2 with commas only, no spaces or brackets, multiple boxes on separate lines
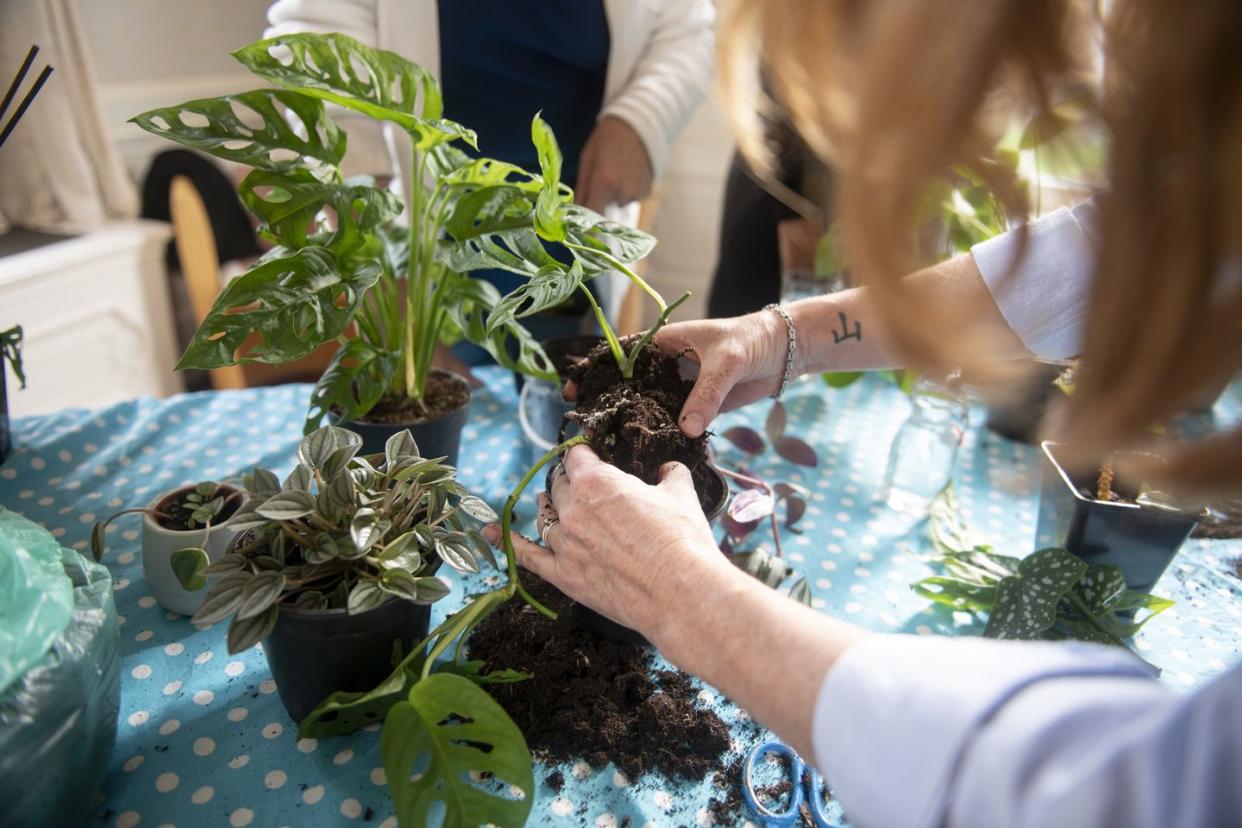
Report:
78,0,270,180
643,93,735,323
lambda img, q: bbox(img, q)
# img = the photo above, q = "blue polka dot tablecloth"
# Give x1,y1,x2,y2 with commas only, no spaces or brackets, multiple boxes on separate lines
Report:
1,368,1239,828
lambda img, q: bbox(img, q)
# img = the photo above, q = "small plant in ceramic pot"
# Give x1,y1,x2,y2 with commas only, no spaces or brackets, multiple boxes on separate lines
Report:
91,481,245,616
175,424,499,722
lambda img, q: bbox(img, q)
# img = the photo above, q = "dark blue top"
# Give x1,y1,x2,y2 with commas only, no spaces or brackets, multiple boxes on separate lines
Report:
438,0,610,187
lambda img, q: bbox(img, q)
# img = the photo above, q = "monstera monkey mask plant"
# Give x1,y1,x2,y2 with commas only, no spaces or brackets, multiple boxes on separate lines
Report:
131,32,657,461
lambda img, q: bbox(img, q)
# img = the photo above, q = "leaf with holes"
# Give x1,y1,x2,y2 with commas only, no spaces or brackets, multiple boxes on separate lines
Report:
176,247,381,370
170,547,210,591
729,488,776,523
382,672,534,828
440,275,557,382
765,401,787,442
984,548,1087,640
531,113,566,243
239,168,400,253
304,338,401,432
719,426,765,454
130,88,346,172
234,33,476,150
226,604,279,654
486,260,585,335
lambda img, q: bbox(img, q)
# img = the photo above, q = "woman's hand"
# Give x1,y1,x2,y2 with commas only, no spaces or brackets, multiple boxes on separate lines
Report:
483,444,730,640
654,311,789,437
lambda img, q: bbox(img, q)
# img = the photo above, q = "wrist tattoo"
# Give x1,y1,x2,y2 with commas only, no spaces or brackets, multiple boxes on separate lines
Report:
830,312,862,344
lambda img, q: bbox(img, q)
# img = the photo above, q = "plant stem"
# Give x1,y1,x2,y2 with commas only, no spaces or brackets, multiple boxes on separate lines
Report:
563,241,666,313
1065,590,1128,648
620,290,691,378
578,284,626,371
500,434,590,619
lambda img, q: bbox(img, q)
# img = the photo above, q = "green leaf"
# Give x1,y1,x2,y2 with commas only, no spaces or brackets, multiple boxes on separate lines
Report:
226,604,279,654
293,590,329,611
90,522,106,562
130,88,345,171
256,490,317,521
382,672,534,828
177,247,381,370
912,577,997,613
437,660,533,686
562,205,656,263
385,430,420,468
984,548,1087,640
323,467,357,512
729,549,791,590
192,571,252,624
486,260,584,335
239,169,401,253
457,496,499,524
299,425,362,470
283,464,312,492
787,576,813,606
379,569,421,601
201,556,247,577
244,467,281,497
305,338,401,432
170,547,210,591
435,533,481,574
235,570,287,620
530,113,566,242
348,578,389,614
234,32,476,150
439,276,557,382
1069,564,1128,616
822,371,864,388
351,508,391,555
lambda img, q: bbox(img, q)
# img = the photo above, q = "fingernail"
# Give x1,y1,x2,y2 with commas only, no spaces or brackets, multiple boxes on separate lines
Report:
682,413,704,436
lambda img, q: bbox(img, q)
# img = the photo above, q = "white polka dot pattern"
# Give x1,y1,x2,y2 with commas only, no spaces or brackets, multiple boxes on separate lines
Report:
1,373,1235,827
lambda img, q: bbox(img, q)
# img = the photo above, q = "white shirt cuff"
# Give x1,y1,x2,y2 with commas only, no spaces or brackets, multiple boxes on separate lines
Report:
971,202,1098,360
812,634,1154,828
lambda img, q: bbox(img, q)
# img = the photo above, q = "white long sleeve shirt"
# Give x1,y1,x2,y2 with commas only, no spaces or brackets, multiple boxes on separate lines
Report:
814,635,1242,828
811,205,1242,828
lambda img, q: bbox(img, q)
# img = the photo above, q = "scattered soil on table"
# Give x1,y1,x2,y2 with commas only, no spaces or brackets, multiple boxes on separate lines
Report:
354,370,469,425
1193,498,1242,540
567,338,715,510
468,572,731,782
153,484,241,531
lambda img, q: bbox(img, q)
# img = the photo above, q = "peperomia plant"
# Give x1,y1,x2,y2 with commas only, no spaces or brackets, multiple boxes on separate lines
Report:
173,426,501,653
130,32,659,431
913,487,1173,661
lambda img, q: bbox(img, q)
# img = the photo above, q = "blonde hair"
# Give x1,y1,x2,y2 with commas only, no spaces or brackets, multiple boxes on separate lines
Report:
720,0,1242,494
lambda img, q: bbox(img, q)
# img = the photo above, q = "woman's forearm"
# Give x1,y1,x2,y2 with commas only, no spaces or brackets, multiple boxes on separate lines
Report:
645,550,866,760
787,253,1028,376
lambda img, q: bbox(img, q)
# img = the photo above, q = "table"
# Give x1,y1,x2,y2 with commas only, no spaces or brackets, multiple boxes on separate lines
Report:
2,368,1239,828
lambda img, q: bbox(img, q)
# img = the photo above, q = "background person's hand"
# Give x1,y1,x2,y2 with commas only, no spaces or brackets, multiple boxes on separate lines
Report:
575,116,654,213
484,444,727,639
654,311,789,437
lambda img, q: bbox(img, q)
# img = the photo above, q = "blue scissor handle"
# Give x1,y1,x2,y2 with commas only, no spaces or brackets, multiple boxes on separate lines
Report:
743,740,835,828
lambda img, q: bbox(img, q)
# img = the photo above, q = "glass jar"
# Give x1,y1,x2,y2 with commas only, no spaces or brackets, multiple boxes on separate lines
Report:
880,383,969,517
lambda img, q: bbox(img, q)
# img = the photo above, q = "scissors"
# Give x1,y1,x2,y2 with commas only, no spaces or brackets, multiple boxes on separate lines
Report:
742,740,835,827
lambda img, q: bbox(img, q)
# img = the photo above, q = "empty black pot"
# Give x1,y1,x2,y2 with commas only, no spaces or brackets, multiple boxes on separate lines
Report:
262,590,437,723
984,360,1066,444
1035,441,1200,595
345,369,470,467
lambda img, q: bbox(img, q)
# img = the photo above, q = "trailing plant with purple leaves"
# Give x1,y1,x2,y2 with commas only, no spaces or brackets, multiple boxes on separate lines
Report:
714,401,817,605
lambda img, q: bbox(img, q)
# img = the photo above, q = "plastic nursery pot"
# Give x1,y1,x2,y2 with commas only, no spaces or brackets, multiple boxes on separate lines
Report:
345,369,471,467
1034,441,1201,595
519,335,602,468
142,484,245,616
984,360,1066,444
261,562,443,723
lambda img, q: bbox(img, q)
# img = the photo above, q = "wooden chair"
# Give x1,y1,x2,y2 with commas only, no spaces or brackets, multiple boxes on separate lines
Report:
168,175,337,389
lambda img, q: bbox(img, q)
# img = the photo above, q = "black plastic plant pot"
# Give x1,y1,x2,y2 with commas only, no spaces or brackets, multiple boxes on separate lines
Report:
1035,441,1201,595
262,593,436,723
984,360,1065,444
345,369,470,467
519,336,603,467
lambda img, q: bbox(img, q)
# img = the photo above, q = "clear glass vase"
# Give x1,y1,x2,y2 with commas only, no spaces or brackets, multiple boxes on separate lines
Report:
880,383,969,517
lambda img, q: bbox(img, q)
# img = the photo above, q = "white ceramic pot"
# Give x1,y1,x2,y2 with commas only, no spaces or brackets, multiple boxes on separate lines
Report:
142,485,245,617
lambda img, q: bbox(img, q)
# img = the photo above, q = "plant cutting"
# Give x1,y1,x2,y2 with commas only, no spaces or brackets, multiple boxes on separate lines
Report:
130,32,655,463
91,481,245,616
0,325,24,464
914,486,1174,661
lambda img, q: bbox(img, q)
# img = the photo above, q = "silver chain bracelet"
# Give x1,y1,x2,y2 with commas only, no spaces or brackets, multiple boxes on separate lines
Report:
764,303,797,399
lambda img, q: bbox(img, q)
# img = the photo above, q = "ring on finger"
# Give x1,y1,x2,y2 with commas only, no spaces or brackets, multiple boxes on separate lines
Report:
539,514,560,546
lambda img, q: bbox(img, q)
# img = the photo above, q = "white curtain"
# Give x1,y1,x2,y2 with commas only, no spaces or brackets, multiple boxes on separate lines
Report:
0,0,137,231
